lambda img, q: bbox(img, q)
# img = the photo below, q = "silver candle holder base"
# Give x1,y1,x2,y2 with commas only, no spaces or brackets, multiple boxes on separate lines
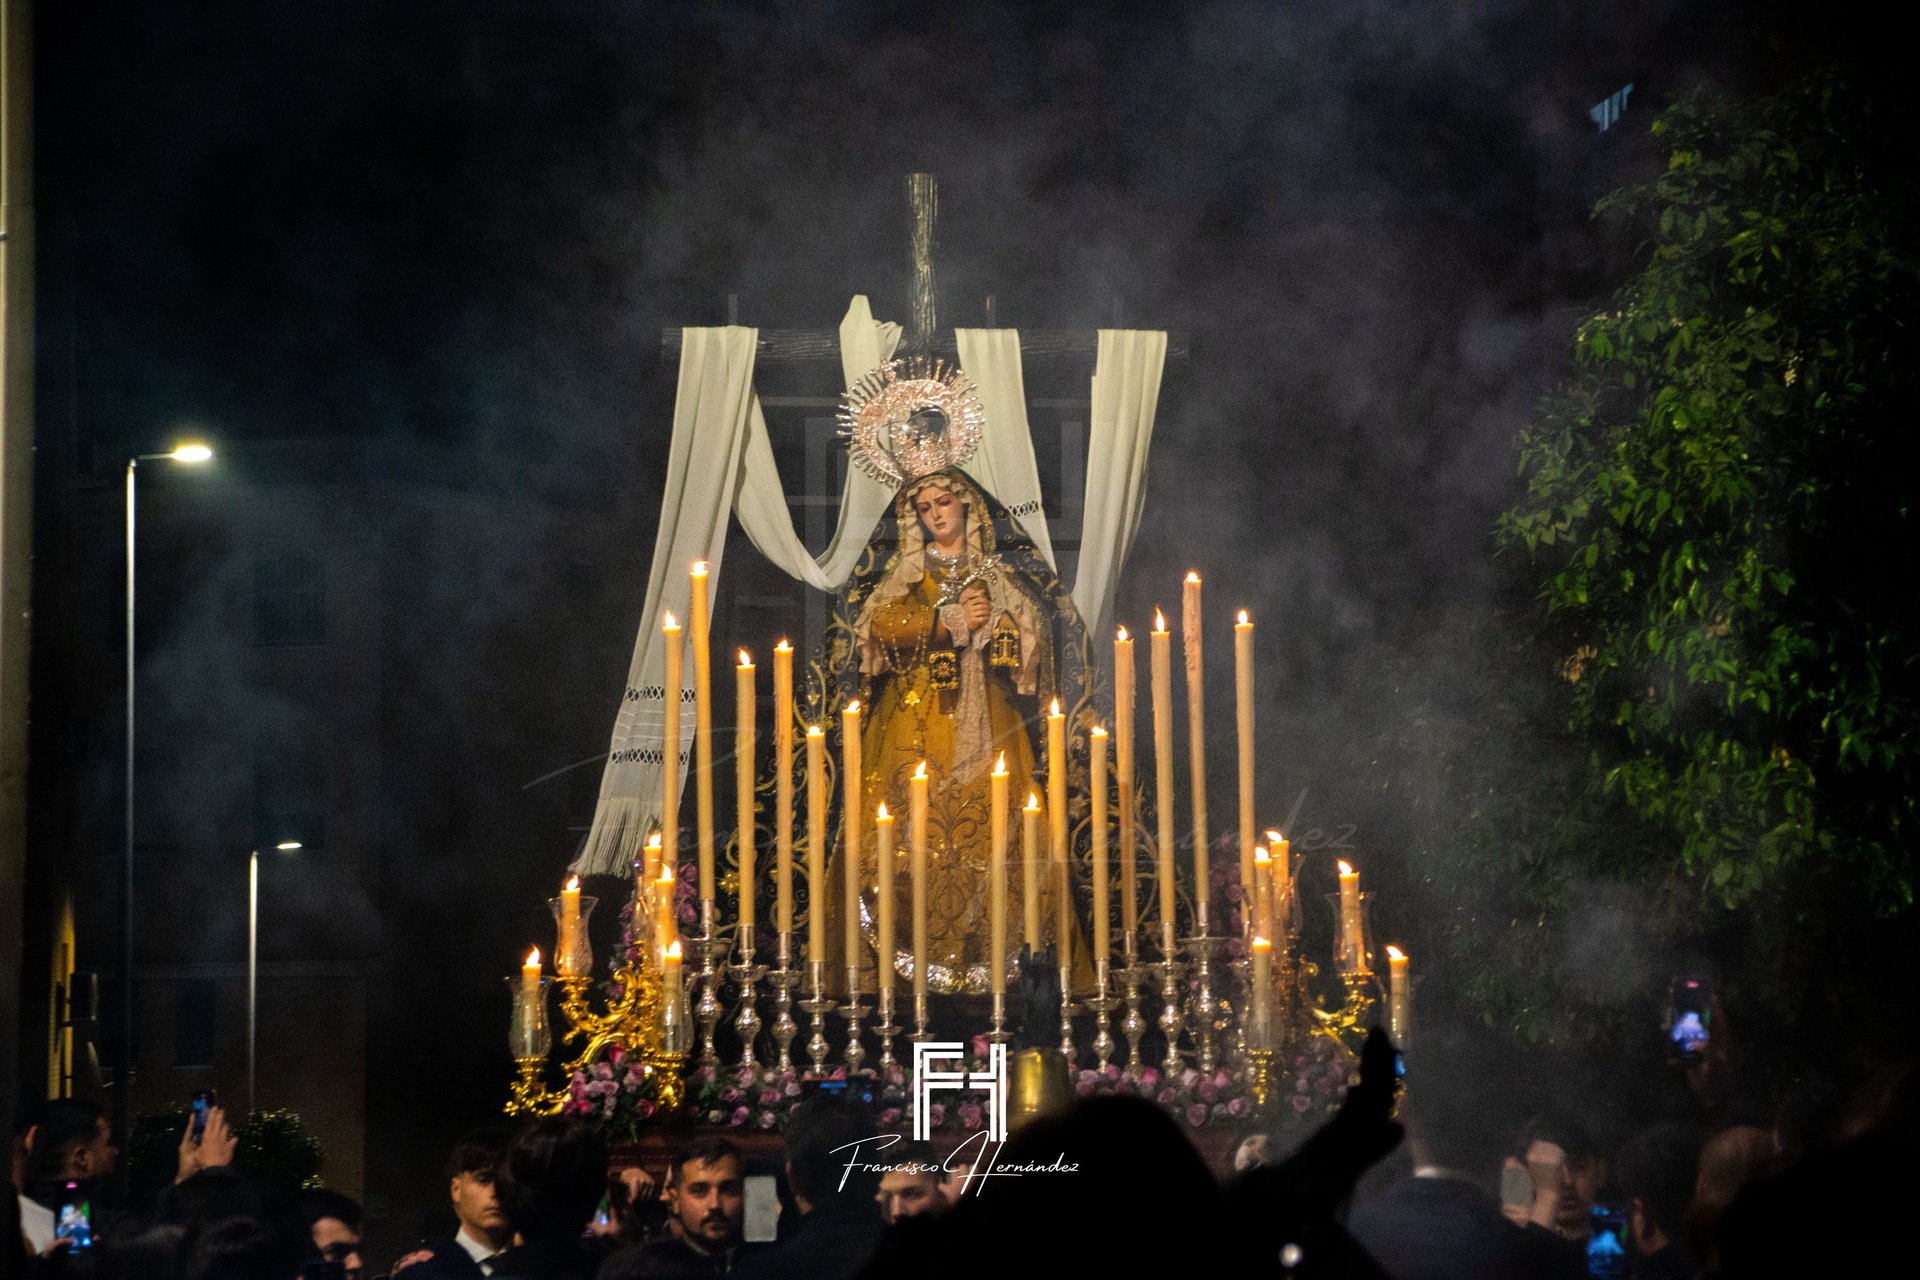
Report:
768,933,800,1072
1157,927,1187,1073
689,903,730,1073
838,966,869,1075
1182,927,1224,1074
1119,933,1147,1080
799,960,833,1076
1058,966,1079,1066
873,989,899,1075
1086,958,1117,1071
726,923,767,1074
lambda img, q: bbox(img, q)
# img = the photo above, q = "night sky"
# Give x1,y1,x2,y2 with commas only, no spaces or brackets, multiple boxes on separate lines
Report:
26,0,1833,1246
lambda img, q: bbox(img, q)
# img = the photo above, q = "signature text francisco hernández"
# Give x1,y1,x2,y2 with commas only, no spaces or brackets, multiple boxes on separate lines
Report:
832,1131,1077,1196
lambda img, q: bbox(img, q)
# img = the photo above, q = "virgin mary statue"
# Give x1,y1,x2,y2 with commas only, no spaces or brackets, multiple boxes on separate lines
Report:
823,359,1094,993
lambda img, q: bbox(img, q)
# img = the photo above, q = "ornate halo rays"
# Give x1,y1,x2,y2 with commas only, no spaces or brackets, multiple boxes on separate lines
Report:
839,357,987,489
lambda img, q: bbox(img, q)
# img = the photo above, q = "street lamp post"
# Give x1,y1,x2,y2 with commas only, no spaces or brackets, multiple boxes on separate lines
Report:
117,442,213,1161
248,840,302,1116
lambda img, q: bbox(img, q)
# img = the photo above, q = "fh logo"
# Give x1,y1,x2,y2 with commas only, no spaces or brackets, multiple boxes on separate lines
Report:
912,1042,1007,1141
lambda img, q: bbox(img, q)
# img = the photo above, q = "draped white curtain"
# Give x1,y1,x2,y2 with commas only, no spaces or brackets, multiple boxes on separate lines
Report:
1072,329,1168,634
575,302,1164,876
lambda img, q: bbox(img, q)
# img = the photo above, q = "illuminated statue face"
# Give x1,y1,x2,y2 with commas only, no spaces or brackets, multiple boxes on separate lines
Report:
914,484,966,546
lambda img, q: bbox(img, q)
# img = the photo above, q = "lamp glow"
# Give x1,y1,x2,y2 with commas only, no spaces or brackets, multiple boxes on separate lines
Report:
169,443,214,463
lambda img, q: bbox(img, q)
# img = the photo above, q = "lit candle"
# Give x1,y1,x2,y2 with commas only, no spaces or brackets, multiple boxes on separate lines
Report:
989,754,1009,995
1046,698,1067,962
841,701,863,987
521,947,542,1002
1090,726,1110,966
655,867,679,967
1252,846,1272,945
558,876,582,975
1023,793,1042,951
910,761,929,1010
736,650,757,929
640,832,662,954
690,563,715,905
1387,945,1411,1048
805,726,825,968
663,938,684,1002
1182,573,1209,925
661,611,682,876
1250,935,1273,1050
1267,829,1292,938
1235,610,1255,906
1338,859,1364,973
774,640,795,937
1114,626,1138,942
875,803,895,997
642,832,663,904
1150,610,1177,951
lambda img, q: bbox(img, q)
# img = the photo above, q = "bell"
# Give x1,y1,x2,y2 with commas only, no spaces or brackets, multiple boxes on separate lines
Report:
1007,1047,1072,1130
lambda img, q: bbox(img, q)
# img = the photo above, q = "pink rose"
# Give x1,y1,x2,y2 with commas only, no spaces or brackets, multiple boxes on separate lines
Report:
1291,1094,1311,1113
1213,1069,1233,1090
1103,1063,1123,1082
1075,1078,1095,1097
879,1107,903,1127
1140,1068,1161,1090
730,1106,750,1127
738,1067,758,1087
1198,1082,1219,1103
635,1100,657,1121
1180,1068,1200,1090
1185,1104,1208,1128
1228,1096,1252,1118
720,1087,743,1104
783,1081,802,1098
970,1033,991,1060
679,902,697,923
759,1088,781,1105
958,1102,984,1131
1156,1088,1176,1105
928,1103,946,1129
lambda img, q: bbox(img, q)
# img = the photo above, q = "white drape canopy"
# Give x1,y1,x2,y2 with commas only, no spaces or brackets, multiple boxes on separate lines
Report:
574,298,1165,875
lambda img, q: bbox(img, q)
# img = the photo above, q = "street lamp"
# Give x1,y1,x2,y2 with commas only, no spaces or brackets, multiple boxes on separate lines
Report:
248,840,302,1116
117,440,214,1159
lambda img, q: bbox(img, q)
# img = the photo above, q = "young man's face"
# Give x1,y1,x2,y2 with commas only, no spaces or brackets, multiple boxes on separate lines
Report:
68,1117,117,1180
877,1169,941,1223
669,1156,744,1248
450,1168,508,1241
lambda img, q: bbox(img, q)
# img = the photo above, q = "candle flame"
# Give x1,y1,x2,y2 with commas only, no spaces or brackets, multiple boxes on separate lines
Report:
739,649,752,666
775,638,791,652
565,875,580,892
1267,828,1285,846
663,610,678,629
1386,945,1406,962
1116,625,1130,641
1237,609,1250,625
1185,571,1201,585
1092,724,1107,738
647,832,662,850
992,752,1007,775
525,947,541,967
660,865,675,884
1251,935,1271,950
845,700,860,715
666,940,682,961
1153,608,1166,632
691,561,709,577
913,760,928,780
1026,792,1041,810
806,724,822,737
1049,698,1061,716
1253,846,1270,862
1338,860,1355,876
876,802,890,820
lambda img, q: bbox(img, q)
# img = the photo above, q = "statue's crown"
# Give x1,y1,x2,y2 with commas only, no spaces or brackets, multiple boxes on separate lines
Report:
839,357,986,489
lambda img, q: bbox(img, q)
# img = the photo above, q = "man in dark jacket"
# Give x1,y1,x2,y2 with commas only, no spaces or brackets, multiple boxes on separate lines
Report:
393,1127,514,1279
490,1119,610,1280
598,1139,751,1280
731,1097,883,1280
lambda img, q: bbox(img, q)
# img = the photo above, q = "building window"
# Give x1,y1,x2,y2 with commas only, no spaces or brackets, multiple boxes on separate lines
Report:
253,555,326,647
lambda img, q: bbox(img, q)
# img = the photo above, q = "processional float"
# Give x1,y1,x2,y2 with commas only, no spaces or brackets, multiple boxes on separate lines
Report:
504,176,1412,1132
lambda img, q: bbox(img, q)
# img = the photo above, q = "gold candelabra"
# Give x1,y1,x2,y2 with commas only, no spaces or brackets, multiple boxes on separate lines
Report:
503,947,688,1117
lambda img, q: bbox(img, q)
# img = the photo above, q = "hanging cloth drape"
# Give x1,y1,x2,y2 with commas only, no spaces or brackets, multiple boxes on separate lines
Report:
954,328,1055,571
1071,329,1167,635
575,302,899,875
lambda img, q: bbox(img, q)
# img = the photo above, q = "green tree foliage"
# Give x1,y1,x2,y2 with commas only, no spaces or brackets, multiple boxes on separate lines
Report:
1504,71,1920,935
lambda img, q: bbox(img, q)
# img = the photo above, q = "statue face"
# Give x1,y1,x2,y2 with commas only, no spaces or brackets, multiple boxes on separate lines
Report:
914,485,965,546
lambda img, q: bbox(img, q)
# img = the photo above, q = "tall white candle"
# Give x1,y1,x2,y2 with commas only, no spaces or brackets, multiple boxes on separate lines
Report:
875,803,895,996
661,612,682,880
841,701,863,988
1090,726,1110,965
1151,611,1177,951
736,651,756,929
1387,945,1411,1048
806,726,825,968
1114,627,1138,942
1235,610,1255,905
774,641,795,937
1023,793,1042,952
1182,573,1209,923
990,754,1009,995
910,762,929,1010
690,563,714,904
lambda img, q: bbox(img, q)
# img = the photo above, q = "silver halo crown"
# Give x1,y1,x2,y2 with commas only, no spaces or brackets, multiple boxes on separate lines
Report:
839,357,987,489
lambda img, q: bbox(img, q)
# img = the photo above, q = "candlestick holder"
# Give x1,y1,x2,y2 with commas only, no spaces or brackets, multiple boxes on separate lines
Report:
912,990,931,1043
873,988,899,1074
1227,956,1251,1069
727,922,767,1073
1156,937,1187,1073
839,966,869,1075
768,932,800,1072
1245,1046,1277,1115
547,895,599,979
800,960,832,1076
1184,928,1223,1073
1058,966,1078,1066
988,990,1010,1044
689,910,729,1073
507,1057,560,1117
1120,934,1147,1080
1087,958,1116,1071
